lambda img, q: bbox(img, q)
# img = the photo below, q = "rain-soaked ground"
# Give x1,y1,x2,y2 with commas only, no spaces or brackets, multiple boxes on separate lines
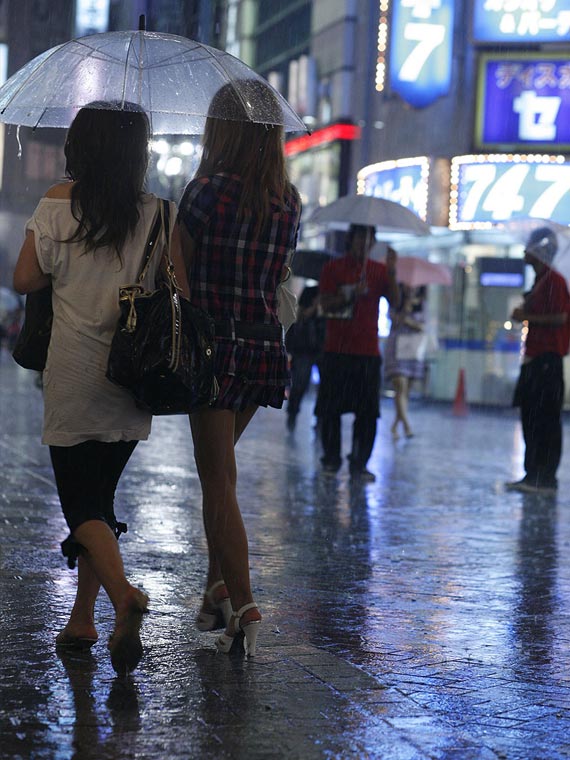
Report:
1,350,570,759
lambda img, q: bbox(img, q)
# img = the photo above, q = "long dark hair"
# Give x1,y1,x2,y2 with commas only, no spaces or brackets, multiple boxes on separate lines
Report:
64,102,150,256
195,81,293,237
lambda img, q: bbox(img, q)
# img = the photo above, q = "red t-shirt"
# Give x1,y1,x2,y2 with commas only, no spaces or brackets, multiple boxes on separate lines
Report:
319,256,390,356
525,268,570,358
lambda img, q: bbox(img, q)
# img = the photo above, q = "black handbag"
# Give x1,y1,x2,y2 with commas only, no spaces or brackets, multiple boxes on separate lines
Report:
106,199,218,415
12,285,53,371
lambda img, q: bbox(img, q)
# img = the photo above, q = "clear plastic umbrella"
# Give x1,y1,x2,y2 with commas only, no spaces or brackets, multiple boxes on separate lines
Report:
500,219,570,282
0,30,306,134
307,195,431,236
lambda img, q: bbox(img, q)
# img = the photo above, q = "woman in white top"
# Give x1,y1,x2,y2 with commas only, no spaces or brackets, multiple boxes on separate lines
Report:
13,104,189,675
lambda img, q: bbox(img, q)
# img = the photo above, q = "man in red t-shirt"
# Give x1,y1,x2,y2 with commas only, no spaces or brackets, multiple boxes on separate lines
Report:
506,227,570,494
315,224,399,481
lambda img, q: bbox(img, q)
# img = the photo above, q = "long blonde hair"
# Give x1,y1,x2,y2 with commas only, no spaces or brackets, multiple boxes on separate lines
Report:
196,81,291,236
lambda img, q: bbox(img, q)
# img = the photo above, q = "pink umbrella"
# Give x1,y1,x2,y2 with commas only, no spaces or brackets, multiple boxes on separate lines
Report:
391,256,452,287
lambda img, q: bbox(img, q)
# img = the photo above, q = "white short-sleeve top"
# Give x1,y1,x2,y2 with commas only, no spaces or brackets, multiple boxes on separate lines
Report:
26,192,176,446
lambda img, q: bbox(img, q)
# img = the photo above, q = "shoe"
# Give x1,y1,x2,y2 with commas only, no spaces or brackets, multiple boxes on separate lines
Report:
55,629,97,650
196,580,233,632
216,602,261,656
505,478,557,495
108,589,149,676
350,468,376,483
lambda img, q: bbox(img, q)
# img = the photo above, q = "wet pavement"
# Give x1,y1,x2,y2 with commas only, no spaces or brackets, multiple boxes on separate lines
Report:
1,350,570,759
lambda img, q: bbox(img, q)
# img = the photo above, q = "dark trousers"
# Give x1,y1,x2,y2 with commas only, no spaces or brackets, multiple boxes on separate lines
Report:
50,440,138,568
316,353,381,471
514,353,563,487
321,412,377,472
287,354,317,419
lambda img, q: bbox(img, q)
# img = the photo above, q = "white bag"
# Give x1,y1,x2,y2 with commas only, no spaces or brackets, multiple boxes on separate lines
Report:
396,332,427,361
277,266,297,332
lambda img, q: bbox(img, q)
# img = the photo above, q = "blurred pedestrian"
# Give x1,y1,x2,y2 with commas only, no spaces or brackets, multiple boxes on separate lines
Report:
315,226,399,481
13,103,189,675
506,227,570,494
178,81,301,655
285,284,325,431
383,284,427,439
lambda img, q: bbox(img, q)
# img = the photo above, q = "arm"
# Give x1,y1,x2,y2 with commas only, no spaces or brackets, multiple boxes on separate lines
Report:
13,231,51,294
511,306,567,327
384,247,399,307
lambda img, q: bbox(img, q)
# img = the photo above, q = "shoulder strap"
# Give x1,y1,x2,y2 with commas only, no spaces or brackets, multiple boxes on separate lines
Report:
137,199,166,283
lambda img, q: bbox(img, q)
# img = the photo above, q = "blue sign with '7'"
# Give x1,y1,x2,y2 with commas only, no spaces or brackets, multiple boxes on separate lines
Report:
389,0,455,109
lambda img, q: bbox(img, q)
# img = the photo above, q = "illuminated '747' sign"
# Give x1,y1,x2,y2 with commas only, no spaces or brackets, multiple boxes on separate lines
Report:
451,156,570,227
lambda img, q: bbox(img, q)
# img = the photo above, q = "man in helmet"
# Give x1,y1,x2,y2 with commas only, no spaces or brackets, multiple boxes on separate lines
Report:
506,227,570,494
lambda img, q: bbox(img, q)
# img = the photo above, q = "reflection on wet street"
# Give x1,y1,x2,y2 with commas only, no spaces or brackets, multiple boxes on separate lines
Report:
1,353,570,758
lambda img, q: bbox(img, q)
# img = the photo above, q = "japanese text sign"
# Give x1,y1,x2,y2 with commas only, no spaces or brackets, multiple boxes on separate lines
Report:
476,54,570,150
473,0,570,43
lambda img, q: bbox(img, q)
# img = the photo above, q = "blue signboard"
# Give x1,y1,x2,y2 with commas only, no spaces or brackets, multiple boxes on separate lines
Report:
389,0,454,108
454,159,570,226
361,163,427,218
473,0,570,43
476,54,570,150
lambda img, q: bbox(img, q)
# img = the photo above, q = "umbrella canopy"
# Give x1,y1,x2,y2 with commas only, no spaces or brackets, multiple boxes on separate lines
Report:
500,219,570,282
370,250,452,287
307,195,431,236
0,30,306,135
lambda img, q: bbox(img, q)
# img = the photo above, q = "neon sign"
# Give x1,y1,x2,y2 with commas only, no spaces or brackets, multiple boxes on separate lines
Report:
476,54,570,151
357,158,429,219
473,0,570,43
389,0,454,108
450,154,570,228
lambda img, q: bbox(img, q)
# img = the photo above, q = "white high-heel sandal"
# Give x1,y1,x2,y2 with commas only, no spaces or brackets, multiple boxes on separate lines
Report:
196,580,233,632
216,602,261,656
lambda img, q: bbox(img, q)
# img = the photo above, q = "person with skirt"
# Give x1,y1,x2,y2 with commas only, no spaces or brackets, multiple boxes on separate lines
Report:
383,285,427,440
178,82,301,655
13,104,189,675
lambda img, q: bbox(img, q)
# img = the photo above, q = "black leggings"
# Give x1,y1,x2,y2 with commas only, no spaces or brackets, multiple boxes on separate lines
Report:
49,440,138,568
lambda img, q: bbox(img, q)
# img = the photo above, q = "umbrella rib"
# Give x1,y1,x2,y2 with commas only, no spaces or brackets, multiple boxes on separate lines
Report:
0,41,69,114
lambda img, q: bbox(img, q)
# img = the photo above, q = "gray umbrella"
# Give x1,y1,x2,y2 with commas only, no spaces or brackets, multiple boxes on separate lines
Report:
0,29,306,135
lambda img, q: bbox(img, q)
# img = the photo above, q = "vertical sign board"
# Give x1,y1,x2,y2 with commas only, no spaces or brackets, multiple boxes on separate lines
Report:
358,159,429,219
75,0,110,37
389,0,455,108
476,53,570,151
472,0,570,43
451,156,570,227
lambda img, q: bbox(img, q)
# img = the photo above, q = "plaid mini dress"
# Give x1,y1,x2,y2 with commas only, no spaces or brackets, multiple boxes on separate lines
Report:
178,173,301,411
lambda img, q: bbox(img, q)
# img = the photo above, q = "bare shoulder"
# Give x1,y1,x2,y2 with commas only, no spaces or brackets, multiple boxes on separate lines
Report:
45,182,73,199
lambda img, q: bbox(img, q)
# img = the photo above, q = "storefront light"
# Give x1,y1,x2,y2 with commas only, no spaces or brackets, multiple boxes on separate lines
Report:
178,141,195,156
151,139,170,155
164,156,183,176
376,0,390,92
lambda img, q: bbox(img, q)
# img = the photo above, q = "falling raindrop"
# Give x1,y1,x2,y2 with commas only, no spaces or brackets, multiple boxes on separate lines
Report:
16,125,22,159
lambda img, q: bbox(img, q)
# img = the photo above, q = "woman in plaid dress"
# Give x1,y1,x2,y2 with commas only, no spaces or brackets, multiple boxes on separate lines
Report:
178,82,301,655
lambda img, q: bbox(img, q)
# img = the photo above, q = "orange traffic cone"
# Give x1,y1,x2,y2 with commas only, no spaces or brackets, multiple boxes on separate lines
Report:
452,368,468,416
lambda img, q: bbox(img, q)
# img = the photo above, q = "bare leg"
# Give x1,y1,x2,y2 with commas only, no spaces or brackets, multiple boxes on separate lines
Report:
195,406,258,591
393,375,412,436
59,555,101,641
190,407,261,631
73,520,144,618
